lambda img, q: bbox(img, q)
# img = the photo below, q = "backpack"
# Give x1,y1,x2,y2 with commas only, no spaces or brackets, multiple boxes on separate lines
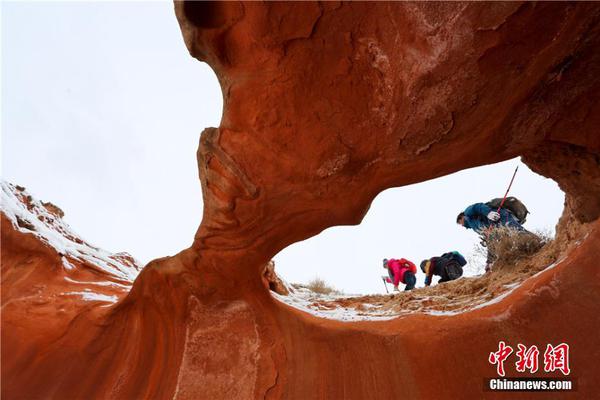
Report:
435,254,464,282
441,251,467,267
444,260,464,281
486,196,529,224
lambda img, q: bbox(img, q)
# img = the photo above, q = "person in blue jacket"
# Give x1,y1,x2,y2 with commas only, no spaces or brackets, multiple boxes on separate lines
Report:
456,202,525,271
456,202,523,234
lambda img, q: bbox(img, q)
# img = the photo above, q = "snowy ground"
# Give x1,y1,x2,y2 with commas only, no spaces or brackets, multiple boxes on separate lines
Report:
272,258,565,322
271,285,397,322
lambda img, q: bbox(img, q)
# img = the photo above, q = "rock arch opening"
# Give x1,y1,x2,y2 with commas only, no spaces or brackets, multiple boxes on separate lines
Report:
267,158,567,319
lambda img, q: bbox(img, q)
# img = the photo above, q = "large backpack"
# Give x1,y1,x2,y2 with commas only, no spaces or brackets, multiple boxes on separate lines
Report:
441,251,467,267
436,253,465,282
444,261,464,281
486,196,529,224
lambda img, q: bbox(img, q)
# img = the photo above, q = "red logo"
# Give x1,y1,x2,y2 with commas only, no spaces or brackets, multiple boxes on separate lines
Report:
515,344,539,373
489,342,570,376
489,341,513,377
543,343,571,376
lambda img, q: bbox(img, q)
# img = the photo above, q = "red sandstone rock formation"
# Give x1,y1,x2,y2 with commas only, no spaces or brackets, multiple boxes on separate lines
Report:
1,182,141,398
3,2,600,399
263,260,290,296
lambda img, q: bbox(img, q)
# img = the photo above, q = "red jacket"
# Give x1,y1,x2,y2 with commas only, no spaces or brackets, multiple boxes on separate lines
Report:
385,258,417,286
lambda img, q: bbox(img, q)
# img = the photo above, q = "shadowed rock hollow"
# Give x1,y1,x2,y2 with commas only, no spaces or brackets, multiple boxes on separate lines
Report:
2,2,600,399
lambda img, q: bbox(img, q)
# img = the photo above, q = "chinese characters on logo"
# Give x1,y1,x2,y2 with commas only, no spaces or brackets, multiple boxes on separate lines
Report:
515,344,539,373
489,342,570,376
489,341,513,376
543,343,570,375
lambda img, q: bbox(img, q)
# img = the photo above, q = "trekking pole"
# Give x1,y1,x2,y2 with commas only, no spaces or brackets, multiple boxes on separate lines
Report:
382,277,389,293
497,166,519,212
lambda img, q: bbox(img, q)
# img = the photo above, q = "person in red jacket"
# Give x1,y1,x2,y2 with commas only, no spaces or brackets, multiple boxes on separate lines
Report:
382,258,417,291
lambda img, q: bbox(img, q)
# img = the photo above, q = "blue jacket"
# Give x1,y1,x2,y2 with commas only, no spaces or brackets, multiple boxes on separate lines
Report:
462,203,522,234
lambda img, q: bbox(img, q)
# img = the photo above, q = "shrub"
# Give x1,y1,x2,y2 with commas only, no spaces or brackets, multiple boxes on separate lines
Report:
478,227,552,270
307,277,338,295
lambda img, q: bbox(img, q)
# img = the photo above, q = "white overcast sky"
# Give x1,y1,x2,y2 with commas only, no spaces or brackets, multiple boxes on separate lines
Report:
2,2,565,295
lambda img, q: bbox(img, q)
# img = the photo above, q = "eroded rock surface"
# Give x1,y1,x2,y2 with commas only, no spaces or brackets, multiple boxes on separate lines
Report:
1,182,141,397
262,260,290,296
3,2,600,399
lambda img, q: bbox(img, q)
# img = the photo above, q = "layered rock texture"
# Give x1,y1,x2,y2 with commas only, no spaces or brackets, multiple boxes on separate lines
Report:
1,182,141,397
3,2,600,399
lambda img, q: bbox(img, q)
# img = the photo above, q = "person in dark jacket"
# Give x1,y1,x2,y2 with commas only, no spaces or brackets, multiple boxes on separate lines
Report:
420,251,467,286
456,202,525,271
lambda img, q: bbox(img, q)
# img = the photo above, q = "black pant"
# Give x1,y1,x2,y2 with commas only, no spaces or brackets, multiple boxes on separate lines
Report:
404,271,416,290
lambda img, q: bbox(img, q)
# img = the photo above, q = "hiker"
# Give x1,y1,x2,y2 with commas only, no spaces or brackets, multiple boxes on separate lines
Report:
420,251,467,286
456,202,524,234
382,258,417,291
456,199,529,271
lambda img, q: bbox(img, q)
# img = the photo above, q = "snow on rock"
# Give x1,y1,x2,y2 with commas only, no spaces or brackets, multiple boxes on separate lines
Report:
272,286,396,322
63,291,120,304
1,181,141,282
272,257,570,321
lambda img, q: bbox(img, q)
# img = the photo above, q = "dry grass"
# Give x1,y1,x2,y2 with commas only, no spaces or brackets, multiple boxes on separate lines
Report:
306,277,339,295
475,228,552,272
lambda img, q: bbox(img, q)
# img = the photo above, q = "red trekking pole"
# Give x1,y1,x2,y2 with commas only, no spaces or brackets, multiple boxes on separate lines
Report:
497,166,519,213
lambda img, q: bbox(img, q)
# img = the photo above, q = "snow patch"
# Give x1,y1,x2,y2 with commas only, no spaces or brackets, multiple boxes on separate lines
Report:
63,291,119,303
61,257,75,271
272,288,395,322
63,276,130,290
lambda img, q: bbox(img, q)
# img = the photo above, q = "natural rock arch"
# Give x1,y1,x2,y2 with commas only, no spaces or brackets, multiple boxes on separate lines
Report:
3,2,600,399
